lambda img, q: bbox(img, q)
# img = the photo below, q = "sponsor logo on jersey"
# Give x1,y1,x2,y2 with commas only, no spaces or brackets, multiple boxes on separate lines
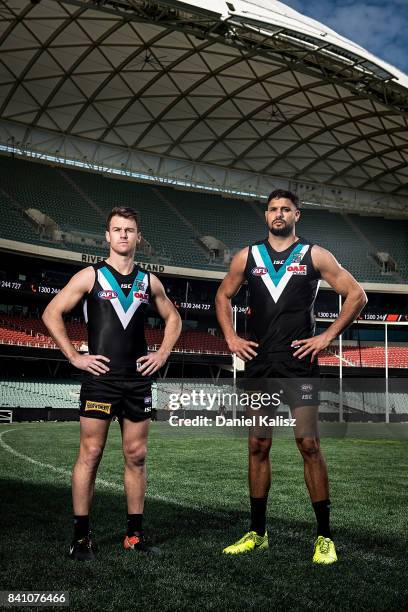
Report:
273,260,284,265
251,266,268,276
301,383,313,392
98,290,118,300
121,283,132,289
84,400,112,414
286,264,307,274
134,291,149,302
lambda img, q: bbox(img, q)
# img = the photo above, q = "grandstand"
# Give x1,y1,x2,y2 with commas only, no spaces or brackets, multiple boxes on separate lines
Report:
0,313,84,350
1,313,408,368
2,378,406,424
1,379,80,409
350,214,408,281
0,0,408,430
0,313,230,354
0,2,406,429
1,155,407,282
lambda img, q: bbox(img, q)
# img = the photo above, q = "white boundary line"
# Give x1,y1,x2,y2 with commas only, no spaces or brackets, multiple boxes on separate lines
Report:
0,428,122,491
0,428,220,512
0,429,401,564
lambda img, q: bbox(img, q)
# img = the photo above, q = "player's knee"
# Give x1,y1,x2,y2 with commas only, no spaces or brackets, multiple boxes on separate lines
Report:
248,437,271,459
123,443,147,467
80,443,104,468
296,437,320,458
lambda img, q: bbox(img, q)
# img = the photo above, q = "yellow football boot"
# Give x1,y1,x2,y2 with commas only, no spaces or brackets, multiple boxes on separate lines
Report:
223,531,269,555
312,536,338,564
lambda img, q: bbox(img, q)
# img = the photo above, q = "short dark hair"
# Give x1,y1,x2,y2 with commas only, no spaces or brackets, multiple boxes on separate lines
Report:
267,189,299,209
106,207,140,231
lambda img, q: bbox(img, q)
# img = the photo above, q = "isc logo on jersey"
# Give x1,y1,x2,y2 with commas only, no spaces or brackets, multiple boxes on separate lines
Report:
287,264,307,275
98,290,118,300
134,291,149,303
251,267,268,276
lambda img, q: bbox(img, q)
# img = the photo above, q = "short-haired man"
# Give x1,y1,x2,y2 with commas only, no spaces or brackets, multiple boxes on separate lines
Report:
43,207,181,560
216,190,367,563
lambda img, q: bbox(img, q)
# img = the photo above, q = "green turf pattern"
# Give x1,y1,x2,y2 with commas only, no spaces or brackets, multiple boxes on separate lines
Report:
0,422,407,611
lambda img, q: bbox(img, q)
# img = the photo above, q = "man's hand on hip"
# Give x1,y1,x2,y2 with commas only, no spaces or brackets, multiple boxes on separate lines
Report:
70,353,110,376
291,332,332,362
137,350,170,376
227,335,258,361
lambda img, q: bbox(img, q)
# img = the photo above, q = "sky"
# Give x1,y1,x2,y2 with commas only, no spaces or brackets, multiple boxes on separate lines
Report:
281,0,408,75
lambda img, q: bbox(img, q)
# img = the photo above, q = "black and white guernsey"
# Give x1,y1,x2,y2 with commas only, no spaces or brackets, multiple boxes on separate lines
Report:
244,237,321,355
83,261,150,372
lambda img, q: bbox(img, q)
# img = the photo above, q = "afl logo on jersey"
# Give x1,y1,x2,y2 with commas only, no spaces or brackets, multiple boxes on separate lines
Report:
98,290,118,300
287,264,307,275
251,267,268,276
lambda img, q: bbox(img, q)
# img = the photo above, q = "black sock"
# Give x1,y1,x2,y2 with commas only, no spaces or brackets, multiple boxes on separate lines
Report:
73,515,89,540
312,499,331,538
250,496,268,536
127,513,143,536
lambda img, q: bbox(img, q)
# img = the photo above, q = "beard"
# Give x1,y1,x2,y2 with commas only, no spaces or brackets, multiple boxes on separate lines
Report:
269,220,294,237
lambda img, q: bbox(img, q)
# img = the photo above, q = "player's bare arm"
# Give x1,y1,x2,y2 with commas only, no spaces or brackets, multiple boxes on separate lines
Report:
137,274,182,376
215,247,259,361
292,246,367,361
42,267,110,376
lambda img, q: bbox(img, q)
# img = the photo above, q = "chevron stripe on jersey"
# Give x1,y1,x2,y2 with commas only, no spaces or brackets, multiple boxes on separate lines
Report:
252,243,309,303
97,267,148,329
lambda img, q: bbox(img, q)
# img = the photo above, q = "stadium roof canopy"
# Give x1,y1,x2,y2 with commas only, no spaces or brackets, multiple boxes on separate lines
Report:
1,0,408,214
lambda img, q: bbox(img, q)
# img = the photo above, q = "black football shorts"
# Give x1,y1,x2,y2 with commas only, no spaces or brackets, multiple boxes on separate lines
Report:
79,376,153,422
244,351,320,410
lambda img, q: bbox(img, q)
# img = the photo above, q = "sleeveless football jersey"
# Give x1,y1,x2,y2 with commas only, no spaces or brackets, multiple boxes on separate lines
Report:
244,237,320,354
83,261,150,372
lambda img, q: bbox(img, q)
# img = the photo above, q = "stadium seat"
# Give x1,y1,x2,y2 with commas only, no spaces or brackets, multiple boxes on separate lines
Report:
1,155,407,282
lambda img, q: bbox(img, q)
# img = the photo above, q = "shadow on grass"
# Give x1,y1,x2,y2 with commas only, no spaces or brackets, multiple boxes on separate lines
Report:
1,475,407,555
1,477,407,612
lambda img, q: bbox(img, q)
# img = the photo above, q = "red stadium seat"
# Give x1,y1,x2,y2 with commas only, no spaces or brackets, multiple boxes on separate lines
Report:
1,316,407,365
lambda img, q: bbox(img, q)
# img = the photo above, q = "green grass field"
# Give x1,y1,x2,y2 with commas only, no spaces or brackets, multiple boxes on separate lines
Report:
1,421,407,611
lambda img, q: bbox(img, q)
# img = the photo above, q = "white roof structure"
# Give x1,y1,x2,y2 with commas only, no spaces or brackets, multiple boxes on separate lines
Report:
1,0,408,214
